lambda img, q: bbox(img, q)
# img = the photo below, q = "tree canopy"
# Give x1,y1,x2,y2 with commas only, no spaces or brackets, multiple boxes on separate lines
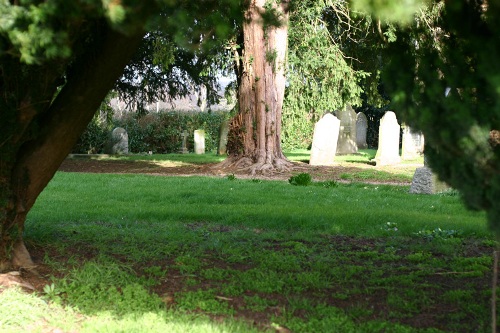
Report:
0,0,242,270
370,0,500,233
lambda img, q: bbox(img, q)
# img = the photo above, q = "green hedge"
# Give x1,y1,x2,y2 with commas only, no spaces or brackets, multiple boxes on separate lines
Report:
73,111,229,154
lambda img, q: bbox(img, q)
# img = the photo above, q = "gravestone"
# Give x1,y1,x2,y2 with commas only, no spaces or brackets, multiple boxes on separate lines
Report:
106,127,128,154
217,120,230,155
409,156,451,194
194,129,205,154
402,125,424,160
356,112,368,149
334,105,358,155
179,130,189,154
309,113,340,166
374,111,401,166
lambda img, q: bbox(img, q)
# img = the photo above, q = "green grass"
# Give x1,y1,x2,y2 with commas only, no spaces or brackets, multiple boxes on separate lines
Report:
8,171,496,332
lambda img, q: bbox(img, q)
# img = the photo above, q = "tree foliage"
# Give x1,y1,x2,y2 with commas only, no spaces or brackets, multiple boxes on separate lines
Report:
0,0,242,269
373,1,500,233
282,0,384,150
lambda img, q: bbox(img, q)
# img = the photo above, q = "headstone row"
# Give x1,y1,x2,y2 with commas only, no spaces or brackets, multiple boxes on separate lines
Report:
309,109,424,166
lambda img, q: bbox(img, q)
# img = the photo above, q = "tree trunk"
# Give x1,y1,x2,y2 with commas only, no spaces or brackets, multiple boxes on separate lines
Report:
225,0,291,174
0,24,144,272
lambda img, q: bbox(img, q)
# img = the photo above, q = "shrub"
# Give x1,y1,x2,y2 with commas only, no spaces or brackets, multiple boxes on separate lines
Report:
73,110,228,154
72,116,110,154
288,173,312,186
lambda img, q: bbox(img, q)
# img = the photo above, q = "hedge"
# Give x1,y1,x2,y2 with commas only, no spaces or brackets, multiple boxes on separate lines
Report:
73,111,229,154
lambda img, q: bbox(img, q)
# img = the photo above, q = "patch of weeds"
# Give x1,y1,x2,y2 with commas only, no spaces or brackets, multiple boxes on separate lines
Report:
243,295,278,312
200,267,230,280
278,303,356,332
226,174,236,181
184,277,199,287
442,289,474,303
143,265,167,278
42,283,63,304
317,180,338,188
481,239,499,247
449,256,492,276
339,173,352,180
175,254,202,275
288,173,312,186
251,178,262,183
414,228,463,241
382,222,399,232
176,289,234,315
347,304,374,321
257,251,302,272
60,260,164,315
233,269,286,293
437,189,460,196
405,251,432,263
333,292,350,300
292,271,331,291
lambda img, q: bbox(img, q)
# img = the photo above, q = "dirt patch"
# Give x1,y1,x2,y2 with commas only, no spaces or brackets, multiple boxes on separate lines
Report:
58,158,414,185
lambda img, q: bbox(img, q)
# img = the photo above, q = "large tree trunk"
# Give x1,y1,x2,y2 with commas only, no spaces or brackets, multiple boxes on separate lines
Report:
0,23,144,272
224,0,291,175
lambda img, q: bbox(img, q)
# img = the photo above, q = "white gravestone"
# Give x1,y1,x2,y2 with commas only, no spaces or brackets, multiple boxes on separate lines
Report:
401,125,424,160
334,105,358,155
110,127,128,154
194,129,205,155
356,112,368,149
309,113,340,166
374,111,401,166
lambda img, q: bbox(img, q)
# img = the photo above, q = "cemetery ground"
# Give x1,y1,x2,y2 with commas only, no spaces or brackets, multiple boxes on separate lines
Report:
1,150,498,332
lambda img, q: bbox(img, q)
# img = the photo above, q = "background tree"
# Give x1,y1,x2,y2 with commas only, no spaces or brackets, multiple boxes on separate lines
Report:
223,0,292,174
283,0,385,150
0,0,241,271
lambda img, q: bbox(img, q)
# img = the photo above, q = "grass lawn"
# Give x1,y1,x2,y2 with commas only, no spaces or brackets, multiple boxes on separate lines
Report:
1,152,497,332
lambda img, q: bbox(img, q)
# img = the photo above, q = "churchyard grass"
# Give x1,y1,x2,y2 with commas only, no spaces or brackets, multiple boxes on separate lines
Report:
7,171,497,332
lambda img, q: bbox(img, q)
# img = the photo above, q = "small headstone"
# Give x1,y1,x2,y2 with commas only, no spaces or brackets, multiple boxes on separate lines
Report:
402,125,424,160
217,120,230,155
309,113,340,166
194,129,205,155
179,130,189,154
374,111,401,166
356,112,368,149
409,165,450,194
334,105,358,155
108,127,128,154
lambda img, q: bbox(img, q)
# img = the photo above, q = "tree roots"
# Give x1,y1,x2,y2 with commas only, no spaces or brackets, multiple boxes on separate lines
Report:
214,155,293,176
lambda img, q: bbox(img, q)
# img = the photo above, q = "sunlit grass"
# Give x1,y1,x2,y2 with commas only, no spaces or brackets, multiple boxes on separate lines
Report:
14,171,495,332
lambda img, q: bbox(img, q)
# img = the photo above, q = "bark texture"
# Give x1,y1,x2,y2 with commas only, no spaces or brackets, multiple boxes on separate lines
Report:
0,23,144,271
225,0,291,175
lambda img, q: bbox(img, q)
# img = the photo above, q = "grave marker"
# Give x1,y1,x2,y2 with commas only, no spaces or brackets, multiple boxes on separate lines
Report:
179,130,189,154
402,125,424,160
334,105,358,155
374,111,401,166
194,129,205,154
309,113,340,166
356,112,368,149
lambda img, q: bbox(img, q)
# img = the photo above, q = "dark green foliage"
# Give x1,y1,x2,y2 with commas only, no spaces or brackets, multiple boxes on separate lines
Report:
381,2,500,233
75,111,228,154
72,117,110,154
282,2,386,150
288,173,312,186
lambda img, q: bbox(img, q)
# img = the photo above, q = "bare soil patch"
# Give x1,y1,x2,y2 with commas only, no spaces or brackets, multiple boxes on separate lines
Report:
58,158,414,185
